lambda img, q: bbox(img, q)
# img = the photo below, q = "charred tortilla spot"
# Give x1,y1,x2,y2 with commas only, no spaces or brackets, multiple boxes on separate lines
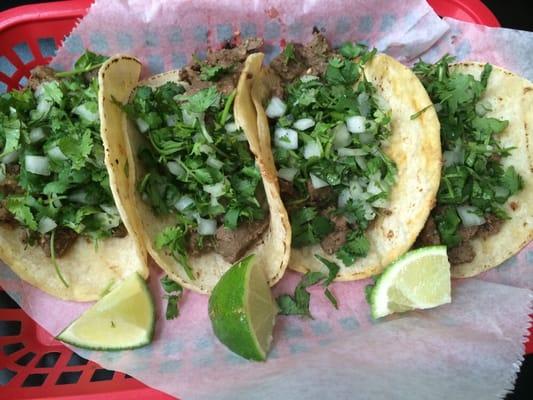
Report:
510,201,519,211
387,230,394,239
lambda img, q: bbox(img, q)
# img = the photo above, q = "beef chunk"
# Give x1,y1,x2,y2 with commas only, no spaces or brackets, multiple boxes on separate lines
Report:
458,225,479,241
111,223,128,238
477,214,503,239
306,180,334,205
320,212,349,255
416,217,441,247
180,38,263,96
213,218,269,263
269,32,333,88
448,241,476,265
279,178,296,199
187,231,214,257
0,164,23,195
28,66,56,91
39,228,78,258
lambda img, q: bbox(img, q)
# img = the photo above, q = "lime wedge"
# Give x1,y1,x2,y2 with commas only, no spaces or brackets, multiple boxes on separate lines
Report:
368,246,451,319
57,273,155,350
208,255,278,361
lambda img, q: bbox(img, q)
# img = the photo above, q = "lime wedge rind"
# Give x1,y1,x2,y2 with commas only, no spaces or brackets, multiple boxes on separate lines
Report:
57,273,155,351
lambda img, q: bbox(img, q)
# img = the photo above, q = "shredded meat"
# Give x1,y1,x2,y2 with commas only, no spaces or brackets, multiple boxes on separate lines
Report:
416,217,441,247
306,179,334,205
28,66,56,91
180,37,263,95
112,223,128,238
39,228,79,258
213,218,269,263
448,241,476,265
187,231,215,257
320,211,349,255
477,214,503,239
269,32,333,95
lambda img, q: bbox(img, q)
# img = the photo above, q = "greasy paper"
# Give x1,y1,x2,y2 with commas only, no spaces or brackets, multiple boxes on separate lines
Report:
1,1,532,399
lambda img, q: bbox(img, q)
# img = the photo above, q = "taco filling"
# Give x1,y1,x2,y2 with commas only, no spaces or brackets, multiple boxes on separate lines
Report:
261,34,397,266
0,52,128,278
122,39,271,276
413,56,524,266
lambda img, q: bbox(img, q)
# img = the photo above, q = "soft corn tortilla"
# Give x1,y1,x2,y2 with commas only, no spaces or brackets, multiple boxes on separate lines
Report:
99,55,290,294
250,53,442,280
449,62,533,278
0,58,149,302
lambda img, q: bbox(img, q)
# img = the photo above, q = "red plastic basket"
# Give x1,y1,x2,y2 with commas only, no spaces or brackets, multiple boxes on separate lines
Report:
0,1,529,399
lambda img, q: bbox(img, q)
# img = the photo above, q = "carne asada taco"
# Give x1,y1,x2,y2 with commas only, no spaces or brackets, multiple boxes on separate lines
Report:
99,40,290,294
245,33,442,280
0,52,148,301
414,57,532,278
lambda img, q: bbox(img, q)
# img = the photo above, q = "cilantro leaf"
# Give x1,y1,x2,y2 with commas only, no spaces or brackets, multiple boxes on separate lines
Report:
0,117,20,157
161,275,182,293
199,64,233,81
501,166,523,195
277,271,325,318
155,226,195,280
177,87,221,113
282,43,296,65
336,232,370,266
160,275,183,320
6,195,38,230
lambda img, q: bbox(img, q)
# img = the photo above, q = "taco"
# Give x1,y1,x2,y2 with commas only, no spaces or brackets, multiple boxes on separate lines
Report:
414,57,532,278
244,33,442,280
99,39,291,294
0,52,148,301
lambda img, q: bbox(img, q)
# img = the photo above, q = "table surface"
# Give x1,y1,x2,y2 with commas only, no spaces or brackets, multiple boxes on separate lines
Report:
0,0,531,399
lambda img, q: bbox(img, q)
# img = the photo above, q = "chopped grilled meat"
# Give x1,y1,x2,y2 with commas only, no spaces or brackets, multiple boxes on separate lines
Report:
39,228,79,258
0,164,23,195
187,231,215,257
213,217,269,263
278,178,296,198
111,223,128,238
320,211,349,255
28,66,56,91
269,32,333,92
448,241,476,265
458,225,479,241
416,217,441,247
477,214,503,239
306,179,334,205
180,38,263,95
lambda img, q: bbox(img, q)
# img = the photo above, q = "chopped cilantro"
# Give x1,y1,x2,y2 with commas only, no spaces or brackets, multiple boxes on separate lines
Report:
413,56,523,248
160,275,183,320
282,43,296,65
199,64,233,81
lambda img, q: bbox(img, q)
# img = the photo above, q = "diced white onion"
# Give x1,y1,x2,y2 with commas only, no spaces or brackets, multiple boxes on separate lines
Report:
363,203,376,220
337,147,367,157
206,156,223,170
38,217,57,234
167,161,185,177
332,123,351,149
34,84,45,98
73,104,99,123
443,144,464,167
175,196,194,212
1,151,19,164
165,114,178,127
310,173,328,189
199,144,213,154
358,132,374,144
181,109,197,127
266,97,287,118
25,155,50,176
95,212,121,230
224,122,238,132
36,99,52,116
277,167,298,182
338,189,351,208
100,204,119,215
204,181,225,198
357,92,370,117
293,118,315,131
30,127,46,143
346,116,366,133
367,180,382,196
355,156,367,170
48,146,68,161
300,75,319,83
68,190,88,203
303,141,322,159
372,198,388,208
457,205,486,227
136,118,149,133
274,128,298,150
197,217,217,235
